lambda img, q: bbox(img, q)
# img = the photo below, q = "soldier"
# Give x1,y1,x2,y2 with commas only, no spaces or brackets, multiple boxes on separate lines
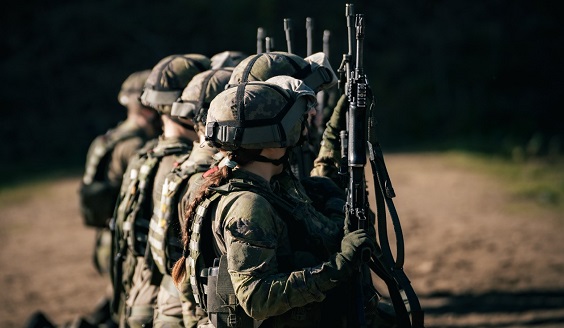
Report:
112,54,210,328
171,76,378,327
225,51,337,180
148,67,234,328
78,69,161,327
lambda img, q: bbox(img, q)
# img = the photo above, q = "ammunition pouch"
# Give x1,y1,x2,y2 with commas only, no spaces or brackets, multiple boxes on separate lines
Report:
203,256,254,328
79,181,119,228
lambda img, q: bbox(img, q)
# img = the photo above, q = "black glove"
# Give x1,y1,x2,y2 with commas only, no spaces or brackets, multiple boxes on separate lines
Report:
308,229,376,292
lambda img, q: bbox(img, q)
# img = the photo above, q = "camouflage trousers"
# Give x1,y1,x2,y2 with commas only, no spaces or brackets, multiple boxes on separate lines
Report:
93,228,112,276
123,256,159,328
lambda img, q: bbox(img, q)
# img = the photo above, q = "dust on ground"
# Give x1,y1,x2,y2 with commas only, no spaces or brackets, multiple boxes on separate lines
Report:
1,153,563,327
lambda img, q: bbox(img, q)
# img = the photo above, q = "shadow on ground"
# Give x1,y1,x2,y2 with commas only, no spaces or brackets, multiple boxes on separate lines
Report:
421,289,564,327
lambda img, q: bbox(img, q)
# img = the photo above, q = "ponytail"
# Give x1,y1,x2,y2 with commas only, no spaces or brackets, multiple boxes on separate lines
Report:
171,148,262,286
171,165,232,285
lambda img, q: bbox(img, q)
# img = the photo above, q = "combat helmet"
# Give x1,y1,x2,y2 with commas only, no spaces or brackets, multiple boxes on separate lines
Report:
140,54,211,115
227,51,337,92
210,51,247,69
171,67,234,133
118,69,151,106
205,75,317,151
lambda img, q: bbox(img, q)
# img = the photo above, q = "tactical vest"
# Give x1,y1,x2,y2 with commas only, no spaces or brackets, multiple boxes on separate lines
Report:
148,154,213,275
114,140,191,258
186,176,331,328
79,126,144,228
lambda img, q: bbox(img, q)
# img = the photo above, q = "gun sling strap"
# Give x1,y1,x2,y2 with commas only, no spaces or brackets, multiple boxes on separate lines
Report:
367,141,424,328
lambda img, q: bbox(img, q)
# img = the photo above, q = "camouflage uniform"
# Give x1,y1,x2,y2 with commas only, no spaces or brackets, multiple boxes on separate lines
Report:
149,68,234,328
79,69,157,327
84,119,154,274
112,54,210,328
177,77,378,327
226,51,337,180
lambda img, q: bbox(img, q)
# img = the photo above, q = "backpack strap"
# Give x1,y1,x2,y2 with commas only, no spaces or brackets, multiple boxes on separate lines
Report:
149,153,209,275
117,141,191,257
82,127,144,185
188,191,223,309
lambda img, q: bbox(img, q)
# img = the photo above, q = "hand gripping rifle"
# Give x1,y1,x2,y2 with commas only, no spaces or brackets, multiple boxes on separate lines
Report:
339,5,424,328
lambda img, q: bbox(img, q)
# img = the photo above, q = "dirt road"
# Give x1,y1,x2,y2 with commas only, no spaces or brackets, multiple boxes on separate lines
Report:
1,153,563,327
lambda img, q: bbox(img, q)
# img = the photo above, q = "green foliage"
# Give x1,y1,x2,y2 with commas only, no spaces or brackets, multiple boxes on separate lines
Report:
445,151,564,213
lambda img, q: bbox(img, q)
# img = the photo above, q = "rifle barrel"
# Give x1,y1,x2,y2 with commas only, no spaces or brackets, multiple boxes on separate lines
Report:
284,18,293,54
257,27,265,54
306,17,313,56
323,30,331,59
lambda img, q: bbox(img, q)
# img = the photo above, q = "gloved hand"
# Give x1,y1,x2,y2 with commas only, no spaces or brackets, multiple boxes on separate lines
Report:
307,229,376,292
339,229,376,269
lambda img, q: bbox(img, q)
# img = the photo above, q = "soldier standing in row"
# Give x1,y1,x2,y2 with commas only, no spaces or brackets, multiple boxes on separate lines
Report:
171,76,379,327
78,69,161,327
148,67,235,328
111,54,210,328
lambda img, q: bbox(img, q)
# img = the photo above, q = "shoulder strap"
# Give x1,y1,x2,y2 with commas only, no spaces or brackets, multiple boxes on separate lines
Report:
148,152,204,275
117,140,191,257
188,190,222,309
82,128,142,185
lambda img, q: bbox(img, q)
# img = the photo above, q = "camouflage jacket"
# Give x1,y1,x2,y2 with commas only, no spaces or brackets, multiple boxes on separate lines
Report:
188,168,347,326
79,119,151,228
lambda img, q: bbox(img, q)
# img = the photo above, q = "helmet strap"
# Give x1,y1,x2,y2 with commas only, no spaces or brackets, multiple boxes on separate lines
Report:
170,116,196,132
251,149,290,166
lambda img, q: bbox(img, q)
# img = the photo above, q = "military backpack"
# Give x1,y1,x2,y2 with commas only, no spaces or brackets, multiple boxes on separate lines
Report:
79,126,144,228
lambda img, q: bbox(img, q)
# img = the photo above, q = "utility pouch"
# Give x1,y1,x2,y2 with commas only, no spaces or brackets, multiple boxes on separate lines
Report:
204,256,253,328
79,181,119,227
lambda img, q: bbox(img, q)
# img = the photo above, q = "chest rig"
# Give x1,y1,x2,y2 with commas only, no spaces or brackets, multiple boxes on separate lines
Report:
148,154,212,275
114,140,191,257
185,175,330,327
80,126,144,228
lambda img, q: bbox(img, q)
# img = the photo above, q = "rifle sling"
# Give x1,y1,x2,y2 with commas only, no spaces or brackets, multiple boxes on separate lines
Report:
368,141,424,328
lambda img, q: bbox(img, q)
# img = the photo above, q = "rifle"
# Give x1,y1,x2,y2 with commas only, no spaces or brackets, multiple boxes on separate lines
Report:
306,17,313,56
339,4,425,328
257,27,265,54
284,18,293,54
265,36,273,53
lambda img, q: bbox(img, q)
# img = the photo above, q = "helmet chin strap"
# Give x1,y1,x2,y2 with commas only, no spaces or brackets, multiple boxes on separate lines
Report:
170,116,196,132
295,114,311,147
251,149,290,166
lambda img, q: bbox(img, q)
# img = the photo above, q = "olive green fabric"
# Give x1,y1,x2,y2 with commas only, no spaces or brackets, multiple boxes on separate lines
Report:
210,51,247,69
149,141,218,328
188,169,350,326
306,229,376,292
80,120,149,228
118,70,152,106
124,257,158,328
113,136,193,326
140,54,211,115
205,77,317,150
171,68,233,133
227,51,336,92
228,52,309,86
310,94,349,183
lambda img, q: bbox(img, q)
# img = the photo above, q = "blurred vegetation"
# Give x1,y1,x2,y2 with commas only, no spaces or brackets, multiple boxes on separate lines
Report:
1,0,562,185
446,150,564,213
